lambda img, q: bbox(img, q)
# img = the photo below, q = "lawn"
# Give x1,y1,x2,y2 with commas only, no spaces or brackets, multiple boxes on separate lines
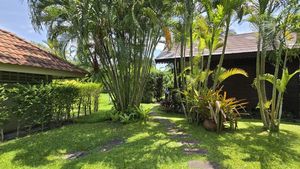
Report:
0,94,299,169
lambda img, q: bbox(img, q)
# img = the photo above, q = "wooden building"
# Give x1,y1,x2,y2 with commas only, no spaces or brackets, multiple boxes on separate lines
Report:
155,33,300,117
0,29,86,83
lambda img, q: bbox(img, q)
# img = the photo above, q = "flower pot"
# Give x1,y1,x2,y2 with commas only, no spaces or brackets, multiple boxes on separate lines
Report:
203,119,217,131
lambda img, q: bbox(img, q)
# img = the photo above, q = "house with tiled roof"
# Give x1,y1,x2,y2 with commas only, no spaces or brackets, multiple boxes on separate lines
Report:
155,32,300,117
0,29,87,83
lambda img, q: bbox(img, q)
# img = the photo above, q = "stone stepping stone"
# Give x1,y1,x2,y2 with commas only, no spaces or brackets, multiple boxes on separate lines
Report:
152,118,171,124
188,160,220,169
64,151,87,160
180,140,199,146
167,128,184,134
170,133,191,139
100,138,124,152
183,148,208,155
149,111,158,116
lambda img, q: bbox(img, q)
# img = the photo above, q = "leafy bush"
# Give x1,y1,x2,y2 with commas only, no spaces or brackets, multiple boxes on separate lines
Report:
160,89,183,113
0,81,103,139
59,81,102,116
142,70,170,103
109,106,150,123
0,86,9,141
154,73,164,102
142,73,155,103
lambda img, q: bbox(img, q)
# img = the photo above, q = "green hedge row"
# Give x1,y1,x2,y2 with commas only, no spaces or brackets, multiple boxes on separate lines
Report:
0,81,102,141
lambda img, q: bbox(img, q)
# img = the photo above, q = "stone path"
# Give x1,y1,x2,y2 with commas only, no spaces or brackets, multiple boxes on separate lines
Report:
64,138,125,160
64,151,87,160
65,111,219,169
149,111,219,169
99,138,124,152
188,160,220,169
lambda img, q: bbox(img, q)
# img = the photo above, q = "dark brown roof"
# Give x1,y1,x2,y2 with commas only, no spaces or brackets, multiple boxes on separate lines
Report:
0,29,87,76
155,32,298,63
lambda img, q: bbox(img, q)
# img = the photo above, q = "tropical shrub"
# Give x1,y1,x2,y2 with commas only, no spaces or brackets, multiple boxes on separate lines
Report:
186,88,247,132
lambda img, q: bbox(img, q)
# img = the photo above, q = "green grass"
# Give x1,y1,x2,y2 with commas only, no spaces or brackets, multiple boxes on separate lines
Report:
0,94,300,169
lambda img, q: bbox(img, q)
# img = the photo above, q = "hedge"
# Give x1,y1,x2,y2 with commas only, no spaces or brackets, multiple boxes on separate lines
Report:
0,81,102,141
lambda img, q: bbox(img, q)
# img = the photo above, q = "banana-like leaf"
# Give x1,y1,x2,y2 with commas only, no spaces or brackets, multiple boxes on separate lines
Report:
218,68,248,84
260,68,300,92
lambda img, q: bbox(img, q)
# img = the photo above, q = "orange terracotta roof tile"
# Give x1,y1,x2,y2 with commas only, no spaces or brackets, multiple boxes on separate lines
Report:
0,29,87,76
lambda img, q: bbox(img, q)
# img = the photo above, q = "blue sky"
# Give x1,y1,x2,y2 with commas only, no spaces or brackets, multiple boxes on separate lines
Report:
0,1,47,43
0,1,255,45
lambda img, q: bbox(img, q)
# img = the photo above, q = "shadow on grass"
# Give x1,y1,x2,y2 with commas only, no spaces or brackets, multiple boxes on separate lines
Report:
175,114,300,169
0,105,299,169
61,123,184,169
0,111,185,168
0,122,125,167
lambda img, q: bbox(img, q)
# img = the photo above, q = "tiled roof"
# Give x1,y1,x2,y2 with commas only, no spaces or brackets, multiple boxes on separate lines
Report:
0,29,87,76
155,32,298,63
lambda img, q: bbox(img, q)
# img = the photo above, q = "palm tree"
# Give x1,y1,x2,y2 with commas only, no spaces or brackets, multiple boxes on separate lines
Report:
247,0,280,128
28,0,171,114
249,0,300,131
193,1,225,88
212,0,247,90
28,0,100,72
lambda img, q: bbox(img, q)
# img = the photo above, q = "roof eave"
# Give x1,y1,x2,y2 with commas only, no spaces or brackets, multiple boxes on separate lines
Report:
0,63,87,78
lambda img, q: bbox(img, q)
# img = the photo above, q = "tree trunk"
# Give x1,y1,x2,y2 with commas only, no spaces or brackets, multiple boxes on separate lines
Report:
1,128,4,142
78,97,82,118
16,123,20,138
94,94,99,112
213,21,230,89
84,100,87,116
256,26,268,129
89,96,92,115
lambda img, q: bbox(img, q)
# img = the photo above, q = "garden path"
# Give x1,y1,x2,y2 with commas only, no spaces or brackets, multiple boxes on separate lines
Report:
149,111,219,169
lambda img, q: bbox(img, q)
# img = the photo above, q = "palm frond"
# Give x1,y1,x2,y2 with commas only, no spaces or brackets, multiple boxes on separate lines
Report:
218,68,248,84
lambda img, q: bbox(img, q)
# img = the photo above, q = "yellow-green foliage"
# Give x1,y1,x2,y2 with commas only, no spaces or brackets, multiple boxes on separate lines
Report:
59,80,103,97
58,80,103,115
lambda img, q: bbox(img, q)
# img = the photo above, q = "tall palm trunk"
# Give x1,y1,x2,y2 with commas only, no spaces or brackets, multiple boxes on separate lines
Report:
256,26,269,128
204,32,215,88
213,20,230,89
